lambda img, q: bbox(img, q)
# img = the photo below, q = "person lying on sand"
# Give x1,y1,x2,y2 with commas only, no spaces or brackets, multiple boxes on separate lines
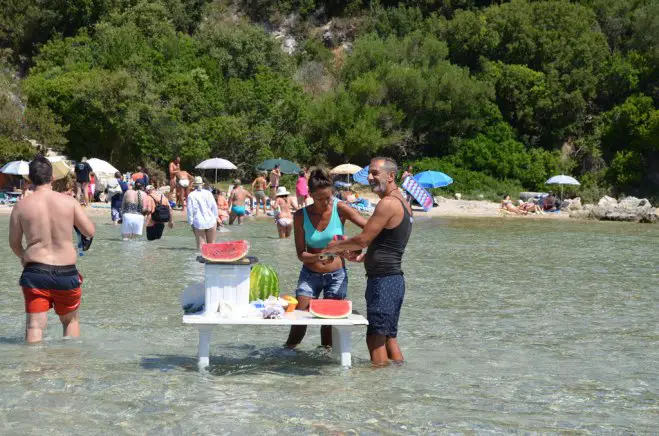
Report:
501,195,527,215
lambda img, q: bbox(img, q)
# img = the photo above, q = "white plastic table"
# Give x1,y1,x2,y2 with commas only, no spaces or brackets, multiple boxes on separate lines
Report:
183,310,368,369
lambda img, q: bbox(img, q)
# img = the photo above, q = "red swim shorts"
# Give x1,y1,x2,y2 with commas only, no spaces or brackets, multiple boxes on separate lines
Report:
23,287,82,315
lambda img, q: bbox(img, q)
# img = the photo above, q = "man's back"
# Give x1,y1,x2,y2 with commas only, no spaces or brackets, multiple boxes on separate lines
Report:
12,191,88,266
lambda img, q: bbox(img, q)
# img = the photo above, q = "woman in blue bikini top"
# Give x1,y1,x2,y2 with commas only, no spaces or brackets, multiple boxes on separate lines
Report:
286,167,367,349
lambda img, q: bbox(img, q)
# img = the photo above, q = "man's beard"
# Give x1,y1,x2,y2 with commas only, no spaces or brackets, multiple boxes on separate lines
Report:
370,180,386,194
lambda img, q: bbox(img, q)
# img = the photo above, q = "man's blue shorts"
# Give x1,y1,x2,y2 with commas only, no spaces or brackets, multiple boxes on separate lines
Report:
295,266,348,300
365,274,405,338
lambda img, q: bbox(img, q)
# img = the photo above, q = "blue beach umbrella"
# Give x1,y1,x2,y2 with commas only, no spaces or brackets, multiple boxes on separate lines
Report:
413,171,453,189
353,165,370,185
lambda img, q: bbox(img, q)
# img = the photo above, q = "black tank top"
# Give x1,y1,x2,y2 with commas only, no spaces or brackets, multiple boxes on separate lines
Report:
365,196,413,277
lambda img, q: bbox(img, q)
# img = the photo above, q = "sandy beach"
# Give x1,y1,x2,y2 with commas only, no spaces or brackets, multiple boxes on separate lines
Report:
0,194,571,220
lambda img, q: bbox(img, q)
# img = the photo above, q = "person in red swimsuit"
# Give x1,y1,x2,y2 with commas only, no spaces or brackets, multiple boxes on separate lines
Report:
9,156,96,343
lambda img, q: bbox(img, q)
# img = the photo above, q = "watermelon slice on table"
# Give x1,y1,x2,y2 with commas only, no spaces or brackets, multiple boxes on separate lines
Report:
201,240,250,263
309,300,352,319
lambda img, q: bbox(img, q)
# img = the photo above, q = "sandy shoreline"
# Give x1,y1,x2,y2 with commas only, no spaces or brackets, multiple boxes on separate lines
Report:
0,196,571,220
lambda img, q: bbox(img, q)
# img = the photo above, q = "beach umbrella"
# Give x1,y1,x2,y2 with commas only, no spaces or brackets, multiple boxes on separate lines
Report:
353,165,370,185
196,158,237,183
330,163,362,184
546,174,580,201
0,160,29,176
86,158,119,175
46,157,73,181
413,171,453,189
256,158,300,175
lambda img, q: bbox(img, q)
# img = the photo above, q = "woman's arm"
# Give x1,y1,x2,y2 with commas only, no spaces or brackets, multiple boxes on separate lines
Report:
294,211,321,264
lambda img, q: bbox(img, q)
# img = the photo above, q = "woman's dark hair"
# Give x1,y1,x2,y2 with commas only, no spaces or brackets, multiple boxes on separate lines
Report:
115,171,122,178
503,194,509,199
29,155,53,186
308,167,333,193
299,170,305,177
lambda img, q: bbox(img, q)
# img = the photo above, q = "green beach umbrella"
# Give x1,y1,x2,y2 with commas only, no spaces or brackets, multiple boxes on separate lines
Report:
256,158,301,175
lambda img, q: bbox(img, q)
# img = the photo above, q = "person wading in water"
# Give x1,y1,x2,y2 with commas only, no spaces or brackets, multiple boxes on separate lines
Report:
324,157,413,367
9,156,96,343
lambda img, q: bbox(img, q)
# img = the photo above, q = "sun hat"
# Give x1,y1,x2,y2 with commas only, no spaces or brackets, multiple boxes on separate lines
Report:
145,184,155,191
276,186,290,196
193,176,204,186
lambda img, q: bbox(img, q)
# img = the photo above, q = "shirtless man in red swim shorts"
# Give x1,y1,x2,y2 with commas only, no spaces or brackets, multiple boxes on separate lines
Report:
9,156,96,343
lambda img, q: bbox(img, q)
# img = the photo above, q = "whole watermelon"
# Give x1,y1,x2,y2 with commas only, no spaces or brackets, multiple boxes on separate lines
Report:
249,264,279,302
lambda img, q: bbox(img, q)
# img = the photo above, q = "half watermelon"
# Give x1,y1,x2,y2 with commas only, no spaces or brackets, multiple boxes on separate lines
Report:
309,300,352,319
201,240,250,263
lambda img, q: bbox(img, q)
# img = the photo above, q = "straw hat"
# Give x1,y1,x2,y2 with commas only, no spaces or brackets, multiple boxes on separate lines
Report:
145,185,155,191
193,176,204,186
276,186,290,196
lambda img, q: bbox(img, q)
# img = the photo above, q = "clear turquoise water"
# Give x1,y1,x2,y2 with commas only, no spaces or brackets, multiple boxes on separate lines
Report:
0,214,657,434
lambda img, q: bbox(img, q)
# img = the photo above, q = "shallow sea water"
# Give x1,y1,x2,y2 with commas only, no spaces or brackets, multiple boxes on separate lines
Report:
0,214,657,434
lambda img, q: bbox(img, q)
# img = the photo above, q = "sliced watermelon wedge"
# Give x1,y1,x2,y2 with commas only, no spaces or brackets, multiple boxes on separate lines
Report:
201,240,250,263
309,300,352,319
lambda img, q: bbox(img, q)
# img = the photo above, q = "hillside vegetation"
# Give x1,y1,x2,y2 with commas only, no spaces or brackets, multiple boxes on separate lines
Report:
1,0,657,201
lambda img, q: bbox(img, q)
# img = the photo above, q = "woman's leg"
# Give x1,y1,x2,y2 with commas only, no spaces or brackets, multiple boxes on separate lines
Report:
193,228,205,249
204,227,216,245
286,295,311,347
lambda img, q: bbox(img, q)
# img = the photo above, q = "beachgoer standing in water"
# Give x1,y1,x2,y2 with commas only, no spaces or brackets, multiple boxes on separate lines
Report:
295,170,309,208
269,164,281,201
187,176,218,249
108,171,128,225
121,181,151,240
273,186,296,238
286,168,366,349
325,157,413,367
251,171,269,215
175,169,192,210
228,179,254,225
9,156,96,343
169,156,181,201
74,157,93,206
145,185,173,241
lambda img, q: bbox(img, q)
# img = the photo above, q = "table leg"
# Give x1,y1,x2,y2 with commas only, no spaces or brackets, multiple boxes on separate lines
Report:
198,326,212,370
332,326,353,367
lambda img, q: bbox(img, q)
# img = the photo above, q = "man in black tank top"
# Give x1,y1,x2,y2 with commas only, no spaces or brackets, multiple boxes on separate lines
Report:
325,157,413,367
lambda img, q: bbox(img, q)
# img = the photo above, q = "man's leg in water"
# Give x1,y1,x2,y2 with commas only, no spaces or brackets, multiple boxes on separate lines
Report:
59,310,80,338
385,337,404,362
25,312,48,343
285,295,311,347
229,212,236,225
366,334,389,367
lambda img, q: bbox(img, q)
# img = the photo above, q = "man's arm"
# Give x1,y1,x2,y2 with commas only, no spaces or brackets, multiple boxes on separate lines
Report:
325,197,396,252
73,200,96,238
9,206,24,260
337,201,367,229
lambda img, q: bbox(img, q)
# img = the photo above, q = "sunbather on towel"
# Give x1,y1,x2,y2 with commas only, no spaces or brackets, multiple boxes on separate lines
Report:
501,195,527,215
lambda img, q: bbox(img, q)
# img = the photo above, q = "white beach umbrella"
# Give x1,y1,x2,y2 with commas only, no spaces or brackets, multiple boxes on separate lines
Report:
0,160,30,175
195,158,237,183
86,158,120,175
546,174,580,201
546,175,580,186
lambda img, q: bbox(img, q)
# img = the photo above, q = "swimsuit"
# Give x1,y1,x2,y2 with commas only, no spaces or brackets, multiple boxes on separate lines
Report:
276,217,293,226
302,200,344,248
20,263,82,315
231,205,246,216
178,179,190,188
254,190,267,201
